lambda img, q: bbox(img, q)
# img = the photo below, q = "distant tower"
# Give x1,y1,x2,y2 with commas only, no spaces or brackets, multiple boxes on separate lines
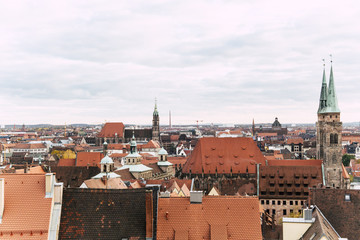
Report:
169,110,172,128
316,60,344,188
152,99,160,141
252,118,255,136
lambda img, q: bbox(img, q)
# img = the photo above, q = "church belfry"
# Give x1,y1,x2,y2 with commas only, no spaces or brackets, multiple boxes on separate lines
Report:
316,61,344,188
152,99,160,141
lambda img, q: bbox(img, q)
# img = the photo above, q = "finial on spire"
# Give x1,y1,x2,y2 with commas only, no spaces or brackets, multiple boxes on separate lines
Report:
153,97,159,116
330,54,333,64
322,58,325,68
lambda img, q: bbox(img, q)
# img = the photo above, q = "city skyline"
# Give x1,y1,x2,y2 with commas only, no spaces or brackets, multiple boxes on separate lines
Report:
1,1,360,125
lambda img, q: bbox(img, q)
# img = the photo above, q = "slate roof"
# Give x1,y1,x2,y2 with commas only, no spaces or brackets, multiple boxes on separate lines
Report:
301,206,341,240
157,196,262,240
0,174,52,239
59,188,154,239
52,166,100,187
309,188,360,239
182,137,266,175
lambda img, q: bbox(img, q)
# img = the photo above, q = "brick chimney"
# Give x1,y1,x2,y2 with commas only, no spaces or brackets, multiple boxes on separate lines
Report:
0,178,4,223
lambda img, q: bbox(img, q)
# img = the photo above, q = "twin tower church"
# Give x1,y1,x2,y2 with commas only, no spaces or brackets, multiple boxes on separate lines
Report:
316,63,348,188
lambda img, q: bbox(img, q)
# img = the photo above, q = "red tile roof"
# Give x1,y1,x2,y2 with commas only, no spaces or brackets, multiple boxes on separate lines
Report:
286,138,304,145
182,137,266,174
107,143,126,150
267,159,323,166
58,158,76,167
97,122,124,138
0,174,52,239
76,152,104,168
157,196,262,240
142,140,160,149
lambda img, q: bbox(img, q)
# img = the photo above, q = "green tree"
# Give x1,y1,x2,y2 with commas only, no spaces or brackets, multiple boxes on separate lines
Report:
342,154,355,167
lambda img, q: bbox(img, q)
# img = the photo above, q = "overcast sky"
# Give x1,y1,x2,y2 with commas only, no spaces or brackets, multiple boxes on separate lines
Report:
0,0,359,125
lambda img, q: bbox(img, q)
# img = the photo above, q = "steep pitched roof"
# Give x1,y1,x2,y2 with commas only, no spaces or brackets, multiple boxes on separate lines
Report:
157,196,262,239
142,140,161,149
309,188,360,238
82,178,128,189
182,137,266,174
59,188,154,239
301,206,341,240
97,122,124,138
0,174,52,239
58,159,76,167
267,159,323,166
76,152,104,168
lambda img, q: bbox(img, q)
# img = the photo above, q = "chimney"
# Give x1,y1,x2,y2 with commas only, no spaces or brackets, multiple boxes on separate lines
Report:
190,191,202,204
101,175,108,186
45,173,53,198
303,208,312,221
0,178,4,223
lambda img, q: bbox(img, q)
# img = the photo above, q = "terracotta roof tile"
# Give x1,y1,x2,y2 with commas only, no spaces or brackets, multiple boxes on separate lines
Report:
58,159,76,167
267,159,323,166
76,152,104,168
157,196,262,239
182,137,266,174
97,122,124,138
0,174,52,239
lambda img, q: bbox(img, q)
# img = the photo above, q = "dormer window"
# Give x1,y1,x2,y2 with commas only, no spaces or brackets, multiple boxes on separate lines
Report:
345,194,351,202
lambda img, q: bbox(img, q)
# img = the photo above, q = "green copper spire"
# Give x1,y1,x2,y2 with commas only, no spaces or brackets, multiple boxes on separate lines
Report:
325,65,340,113
317,64,328,114
153,98,159,116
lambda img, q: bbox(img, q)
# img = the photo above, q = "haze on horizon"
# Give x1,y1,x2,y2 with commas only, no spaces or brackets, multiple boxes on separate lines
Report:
1,0,360,125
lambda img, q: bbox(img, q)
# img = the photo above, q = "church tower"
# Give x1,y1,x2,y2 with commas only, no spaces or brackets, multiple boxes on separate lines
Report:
316,62,343,188
152,99,160,141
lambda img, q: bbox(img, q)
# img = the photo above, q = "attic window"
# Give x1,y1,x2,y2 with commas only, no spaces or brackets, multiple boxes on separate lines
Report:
345,194,351,202
211,147,216,150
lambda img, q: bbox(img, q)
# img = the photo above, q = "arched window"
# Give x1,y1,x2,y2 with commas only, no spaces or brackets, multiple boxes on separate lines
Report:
332,154,337,164
334,134,338,144
330,134,334,144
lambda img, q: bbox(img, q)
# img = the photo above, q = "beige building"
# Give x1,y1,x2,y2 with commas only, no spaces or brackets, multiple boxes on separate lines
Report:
118,134,153,179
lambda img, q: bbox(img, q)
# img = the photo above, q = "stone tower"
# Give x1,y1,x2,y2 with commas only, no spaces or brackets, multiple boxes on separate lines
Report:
152,99,160,141
316,64,343,188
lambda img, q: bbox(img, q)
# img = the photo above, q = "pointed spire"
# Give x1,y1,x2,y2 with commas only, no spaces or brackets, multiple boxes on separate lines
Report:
326,60,340,113
153,98,159,116
318,59,328,114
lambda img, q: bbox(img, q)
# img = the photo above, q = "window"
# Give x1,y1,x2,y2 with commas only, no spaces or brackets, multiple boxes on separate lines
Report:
272,200,275,205
283,209,287,215
272,209,276,215
295,201,298,205
277,200,281,205
290,201,293,205
266,200,269,205
283,201,286,205
345,194,351,202
301,201,304,206
261,200,264,205
290,209,293,214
